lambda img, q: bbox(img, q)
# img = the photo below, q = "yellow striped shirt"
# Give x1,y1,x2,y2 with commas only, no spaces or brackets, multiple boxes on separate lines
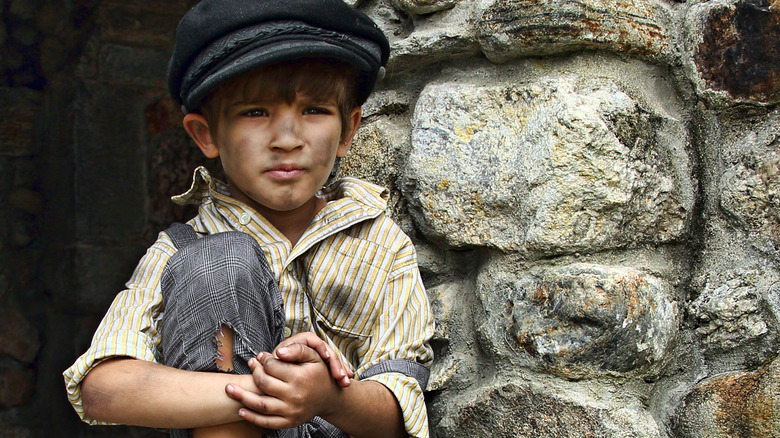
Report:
63,167,435,437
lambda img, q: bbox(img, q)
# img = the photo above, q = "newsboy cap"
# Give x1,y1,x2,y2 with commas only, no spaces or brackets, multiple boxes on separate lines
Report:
167,0,390,114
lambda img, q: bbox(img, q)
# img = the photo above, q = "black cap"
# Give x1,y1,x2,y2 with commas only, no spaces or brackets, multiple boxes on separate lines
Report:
167,0,390,114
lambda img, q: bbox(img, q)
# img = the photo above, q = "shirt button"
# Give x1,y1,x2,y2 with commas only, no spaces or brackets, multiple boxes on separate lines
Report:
239,213,251,225
283,327,292,338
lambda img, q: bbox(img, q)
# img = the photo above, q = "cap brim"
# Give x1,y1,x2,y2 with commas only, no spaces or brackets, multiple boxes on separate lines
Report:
183,39,374,113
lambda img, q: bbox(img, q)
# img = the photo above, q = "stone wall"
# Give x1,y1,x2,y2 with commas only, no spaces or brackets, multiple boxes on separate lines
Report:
0,0,778,436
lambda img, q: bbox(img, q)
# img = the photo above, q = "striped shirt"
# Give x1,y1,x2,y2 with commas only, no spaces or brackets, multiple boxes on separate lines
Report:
63,166,435,437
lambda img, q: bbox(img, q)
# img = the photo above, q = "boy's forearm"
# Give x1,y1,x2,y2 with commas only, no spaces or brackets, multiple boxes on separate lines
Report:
322,378,407,438
82,357,253,429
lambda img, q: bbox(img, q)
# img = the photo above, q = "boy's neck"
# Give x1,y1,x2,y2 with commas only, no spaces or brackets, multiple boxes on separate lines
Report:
256,197,328,247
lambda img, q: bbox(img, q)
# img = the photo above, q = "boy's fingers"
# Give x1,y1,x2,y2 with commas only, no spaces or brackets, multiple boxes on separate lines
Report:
250,353,287,395
239,407,303,431
225,382,278,413
275,332,331,358
272,335,353,385
335,374,351,388
225,382,249,401
288,336,354,381
258,349,317,386
226,385,290,426
325,356,352,387
272,343,320,364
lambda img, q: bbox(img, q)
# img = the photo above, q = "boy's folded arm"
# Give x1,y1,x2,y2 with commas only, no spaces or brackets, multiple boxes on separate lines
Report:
81,356,257,430
228,345,407,438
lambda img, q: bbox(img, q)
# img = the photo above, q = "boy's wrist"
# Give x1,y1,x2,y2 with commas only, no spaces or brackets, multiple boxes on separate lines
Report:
319,377,353,424
319,378,405,438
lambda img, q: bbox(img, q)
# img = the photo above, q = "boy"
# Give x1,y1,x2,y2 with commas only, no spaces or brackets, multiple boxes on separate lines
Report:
62,1,435,437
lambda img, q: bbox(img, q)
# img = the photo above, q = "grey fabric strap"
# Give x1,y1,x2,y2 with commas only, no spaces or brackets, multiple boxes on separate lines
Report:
165,222,199,250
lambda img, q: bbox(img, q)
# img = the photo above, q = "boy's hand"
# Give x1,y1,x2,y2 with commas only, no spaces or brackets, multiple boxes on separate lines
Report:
274,332,353,387
227,345,342,429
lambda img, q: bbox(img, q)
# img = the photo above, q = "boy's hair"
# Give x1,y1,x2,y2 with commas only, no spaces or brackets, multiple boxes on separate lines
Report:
167,0,389,115
201,58,359,142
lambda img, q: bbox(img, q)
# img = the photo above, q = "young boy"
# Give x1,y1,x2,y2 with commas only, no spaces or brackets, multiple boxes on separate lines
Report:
63,1,435,437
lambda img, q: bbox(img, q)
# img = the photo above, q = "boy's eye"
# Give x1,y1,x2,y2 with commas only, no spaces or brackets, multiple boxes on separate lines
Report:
242,108,267,117
303,106,332,115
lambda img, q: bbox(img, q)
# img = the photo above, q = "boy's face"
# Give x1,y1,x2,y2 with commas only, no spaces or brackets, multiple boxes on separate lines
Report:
184,81,361,220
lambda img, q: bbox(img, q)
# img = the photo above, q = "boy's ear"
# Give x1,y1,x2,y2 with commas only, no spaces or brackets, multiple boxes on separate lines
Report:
337,107,362,157
183,113,220,158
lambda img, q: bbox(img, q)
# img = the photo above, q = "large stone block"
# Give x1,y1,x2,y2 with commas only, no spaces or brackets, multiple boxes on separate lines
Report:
391,0,456,15
341,115,413,223
432,380,663,437
683,0,780,106
477,261,679,379
689,266,780,369
342,118,407,190
404,72,694,255
718,110,780,252
672,357,780,437
385,2,481,73
476,0,673,64
426,281,482,392
9,0,37,20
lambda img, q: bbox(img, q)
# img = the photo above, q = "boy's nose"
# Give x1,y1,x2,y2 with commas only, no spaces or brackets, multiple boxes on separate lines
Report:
268,112,303,151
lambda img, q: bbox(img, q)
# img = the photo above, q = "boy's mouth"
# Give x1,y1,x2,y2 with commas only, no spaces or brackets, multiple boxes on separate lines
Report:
265,164,305,179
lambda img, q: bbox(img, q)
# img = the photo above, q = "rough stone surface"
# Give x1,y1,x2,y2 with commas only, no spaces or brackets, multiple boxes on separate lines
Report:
391,0,456,15
426,281,484,392
672,357,780,438
340,116,414,223
433,380,662,438
477,261,679,379
718,110,780,251
404,73,694,254
477,0,673,64
685,0,780,106
384,1,480,74
97,5,181,46
690,269,779,352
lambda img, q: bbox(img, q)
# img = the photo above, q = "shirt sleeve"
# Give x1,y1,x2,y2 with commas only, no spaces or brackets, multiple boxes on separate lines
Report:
62,232,176,424
358,239,435,438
